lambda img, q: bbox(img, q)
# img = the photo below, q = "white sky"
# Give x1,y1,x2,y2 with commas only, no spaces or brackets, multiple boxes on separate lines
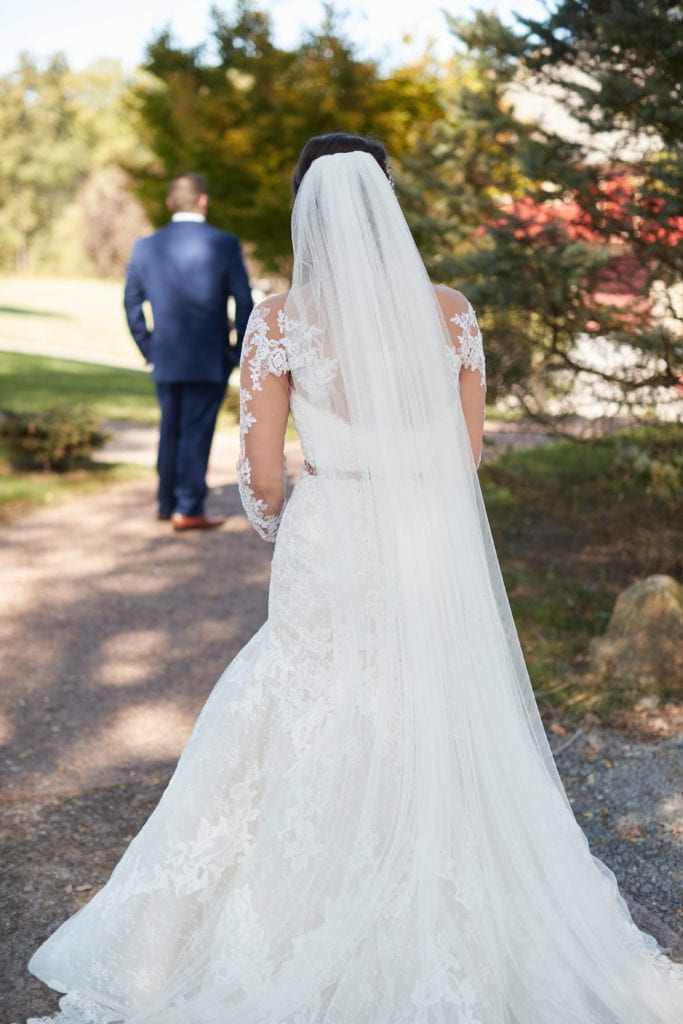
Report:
0,0,548,74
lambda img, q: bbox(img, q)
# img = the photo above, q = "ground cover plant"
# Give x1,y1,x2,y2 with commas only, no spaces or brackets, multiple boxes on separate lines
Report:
480,424,683,716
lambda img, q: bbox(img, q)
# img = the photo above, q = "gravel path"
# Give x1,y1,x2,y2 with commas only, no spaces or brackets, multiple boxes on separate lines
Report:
1,423,681,1022
550,727,682,949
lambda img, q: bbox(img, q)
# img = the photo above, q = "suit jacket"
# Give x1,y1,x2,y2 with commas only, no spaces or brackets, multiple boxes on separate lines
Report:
123,220,253,383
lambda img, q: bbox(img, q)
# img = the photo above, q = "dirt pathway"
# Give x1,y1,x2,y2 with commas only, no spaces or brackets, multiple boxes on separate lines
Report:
1,430,303,798
1,424,680,1021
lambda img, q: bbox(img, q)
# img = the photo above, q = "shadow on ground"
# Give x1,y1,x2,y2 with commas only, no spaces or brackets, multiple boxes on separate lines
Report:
1,479,270,797
0,306,71,319
0,468,279,1020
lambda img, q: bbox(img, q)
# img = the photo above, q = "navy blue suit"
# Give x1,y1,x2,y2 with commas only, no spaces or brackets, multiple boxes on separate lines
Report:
124,219,253,516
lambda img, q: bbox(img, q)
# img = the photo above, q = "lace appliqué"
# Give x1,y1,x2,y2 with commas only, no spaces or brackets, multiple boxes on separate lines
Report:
27,990,123,1023
238,455,286,542
448,303,486,387
238,304,289,542
411,931,483,1022
245,306,290,389
276,309,337,399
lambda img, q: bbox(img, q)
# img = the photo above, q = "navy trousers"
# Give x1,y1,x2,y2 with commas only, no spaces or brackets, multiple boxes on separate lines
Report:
154,381,226,517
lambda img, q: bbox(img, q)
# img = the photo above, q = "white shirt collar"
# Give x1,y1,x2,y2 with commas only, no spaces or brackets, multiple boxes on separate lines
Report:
171,212,206,223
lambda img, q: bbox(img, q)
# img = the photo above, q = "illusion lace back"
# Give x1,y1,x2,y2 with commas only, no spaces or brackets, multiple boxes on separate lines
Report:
27,153,682,1024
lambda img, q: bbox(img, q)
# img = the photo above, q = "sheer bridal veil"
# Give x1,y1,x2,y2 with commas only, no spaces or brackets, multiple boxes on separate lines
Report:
280,150,681,1022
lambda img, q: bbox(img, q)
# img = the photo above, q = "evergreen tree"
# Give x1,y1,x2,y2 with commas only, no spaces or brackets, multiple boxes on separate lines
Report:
517,0,683,408
410,3,682,415
399,16,542,400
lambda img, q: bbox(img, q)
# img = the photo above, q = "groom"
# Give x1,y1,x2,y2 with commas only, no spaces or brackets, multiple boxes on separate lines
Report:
124,172,253,530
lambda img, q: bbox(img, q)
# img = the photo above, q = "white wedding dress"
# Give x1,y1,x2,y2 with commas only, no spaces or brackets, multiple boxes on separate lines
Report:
28,152,682,1024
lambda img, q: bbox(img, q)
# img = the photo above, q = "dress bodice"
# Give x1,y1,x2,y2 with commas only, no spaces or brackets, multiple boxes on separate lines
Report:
289,391,361,474
236,296,486,539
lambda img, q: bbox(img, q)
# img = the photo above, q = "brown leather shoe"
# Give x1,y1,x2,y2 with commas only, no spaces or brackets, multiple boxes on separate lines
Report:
171,513,225,531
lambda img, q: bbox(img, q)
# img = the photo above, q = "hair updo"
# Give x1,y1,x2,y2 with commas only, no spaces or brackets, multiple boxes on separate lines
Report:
292,133,391,198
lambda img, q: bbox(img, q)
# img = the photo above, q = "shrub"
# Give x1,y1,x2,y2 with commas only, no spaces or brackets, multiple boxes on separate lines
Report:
0,408,108,471
613,436,683,501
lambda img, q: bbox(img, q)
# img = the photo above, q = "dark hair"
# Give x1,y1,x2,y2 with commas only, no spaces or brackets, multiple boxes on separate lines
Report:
292,133,390,197
167,172,210,211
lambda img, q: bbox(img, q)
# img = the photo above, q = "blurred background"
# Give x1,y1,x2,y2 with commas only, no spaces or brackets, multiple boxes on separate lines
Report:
0,0,680,416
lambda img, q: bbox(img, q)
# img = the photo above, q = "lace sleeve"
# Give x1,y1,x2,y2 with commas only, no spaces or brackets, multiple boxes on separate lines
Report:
437,287,486,468
445,301,486,388
238,302,290,542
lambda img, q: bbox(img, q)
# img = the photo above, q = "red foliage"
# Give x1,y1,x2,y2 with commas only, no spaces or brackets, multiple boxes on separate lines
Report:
494,171,681,331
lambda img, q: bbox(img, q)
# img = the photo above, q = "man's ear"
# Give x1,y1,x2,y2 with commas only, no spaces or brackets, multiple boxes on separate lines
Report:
198,194,209,216
165,196,175,213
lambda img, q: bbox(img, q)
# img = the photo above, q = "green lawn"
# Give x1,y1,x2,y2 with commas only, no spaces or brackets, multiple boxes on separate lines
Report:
0,275,142,366
0,351,158,520
0,350,242,429
481,424,683,715
0,351,159,424
0,352,240,522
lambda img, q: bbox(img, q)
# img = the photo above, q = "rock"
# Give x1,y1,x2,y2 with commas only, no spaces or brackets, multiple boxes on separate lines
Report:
590,575,683,699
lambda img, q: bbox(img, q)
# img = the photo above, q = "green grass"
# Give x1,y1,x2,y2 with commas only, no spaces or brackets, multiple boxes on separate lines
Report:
480,424,683,716
0,351,159,425
0,352,160,521
0,275,143,366
0,352,244,523
0,351,244,431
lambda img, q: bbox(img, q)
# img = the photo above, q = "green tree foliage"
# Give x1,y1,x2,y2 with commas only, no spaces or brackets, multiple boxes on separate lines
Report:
131,1,441,273
0,54,88,270
398,16,542,400
428,3,683,415
0,55,150,275
522,0,682,151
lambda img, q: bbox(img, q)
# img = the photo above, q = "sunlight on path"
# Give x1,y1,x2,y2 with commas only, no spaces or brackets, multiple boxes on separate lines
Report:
0,439,304,797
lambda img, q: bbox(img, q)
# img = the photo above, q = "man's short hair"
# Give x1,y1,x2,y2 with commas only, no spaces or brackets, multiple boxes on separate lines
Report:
167,172,210,212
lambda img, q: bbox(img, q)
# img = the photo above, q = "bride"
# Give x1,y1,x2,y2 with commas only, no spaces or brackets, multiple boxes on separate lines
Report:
28,133,681,1023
